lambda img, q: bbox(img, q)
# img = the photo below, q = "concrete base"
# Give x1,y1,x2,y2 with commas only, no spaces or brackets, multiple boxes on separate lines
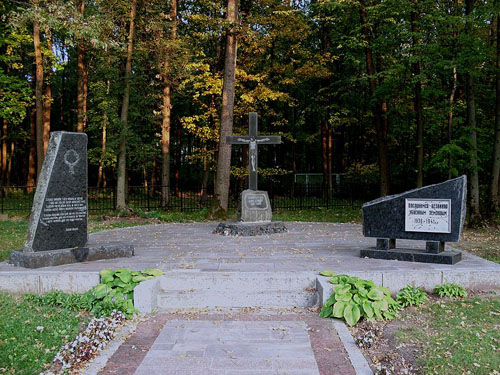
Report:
360,248,462,265
9,242,134,269
134,271,318,313
213,221,287,236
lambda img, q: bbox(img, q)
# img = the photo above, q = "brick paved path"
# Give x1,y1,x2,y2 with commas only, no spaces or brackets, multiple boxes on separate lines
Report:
99,310,356,375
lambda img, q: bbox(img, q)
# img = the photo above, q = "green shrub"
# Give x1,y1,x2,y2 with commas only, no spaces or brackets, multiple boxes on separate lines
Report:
396,286,428,307
23,268,163,319
434,281,467,298
23,290,93,312
89,268,163,318
319,272,401,326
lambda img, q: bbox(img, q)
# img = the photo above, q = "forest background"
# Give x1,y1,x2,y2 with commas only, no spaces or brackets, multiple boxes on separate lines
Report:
1,0,500,223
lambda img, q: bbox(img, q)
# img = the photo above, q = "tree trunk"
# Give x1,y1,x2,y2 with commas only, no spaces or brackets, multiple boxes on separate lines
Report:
448,66,457,179
76,0,87,132
490,14,500,214
360,3,390,196
6,140,14,186
201,156,209,199
175,123,181,196
1,119,6,185
60,45,65,123
466,73,481,224
213,0,238,213
465,0,481,225
33,19,44,176
43,36,52,155
27,109,36,190
116,0,138,211
411,0,424,187
160,0,177,208
97,79,110,189
151,155,157,195
328,127,333,188
321,119,328,194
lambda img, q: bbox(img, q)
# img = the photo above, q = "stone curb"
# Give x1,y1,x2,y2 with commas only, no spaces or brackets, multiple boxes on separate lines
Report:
333,320,373,375
0,271,100,294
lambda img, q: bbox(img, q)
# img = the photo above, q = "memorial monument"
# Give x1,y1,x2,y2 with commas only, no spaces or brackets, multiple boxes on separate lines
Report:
360,176,466,264
214,112,287,236
9,131,134,268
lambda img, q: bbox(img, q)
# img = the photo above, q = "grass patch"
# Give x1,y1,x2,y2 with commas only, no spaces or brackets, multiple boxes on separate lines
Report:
0,292,87,375
455,227,500,263
399,296,500,374
0,219,28,262
273,207,362,223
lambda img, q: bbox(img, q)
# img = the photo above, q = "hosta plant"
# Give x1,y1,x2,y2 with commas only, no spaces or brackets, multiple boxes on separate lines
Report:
434,281,467,298
89,268,163,318
319,272,401,326
396,286,428,307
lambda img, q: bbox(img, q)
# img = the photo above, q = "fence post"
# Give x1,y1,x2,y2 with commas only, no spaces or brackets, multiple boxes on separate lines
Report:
1,187,3,214
113,186,117,211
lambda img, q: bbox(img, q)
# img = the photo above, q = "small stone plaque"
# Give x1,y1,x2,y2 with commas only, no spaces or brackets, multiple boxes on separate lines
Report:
238,189,272,222
405,199,451,233
244,193,268,210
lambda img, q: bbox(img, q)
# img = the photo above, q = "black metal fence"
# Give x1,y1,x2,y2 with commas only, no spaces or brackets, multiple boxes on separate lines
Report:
0,182,367,214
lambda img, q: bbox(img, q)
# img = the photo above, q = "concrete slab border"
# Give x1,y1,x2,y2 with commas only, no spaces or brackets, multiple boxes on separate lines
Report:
333,320,373,375
0,271,99,294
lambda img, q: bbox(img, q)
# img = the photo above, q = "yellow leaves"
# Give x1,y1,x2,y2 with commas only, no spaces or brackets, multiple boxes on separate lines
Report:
240,93,254,103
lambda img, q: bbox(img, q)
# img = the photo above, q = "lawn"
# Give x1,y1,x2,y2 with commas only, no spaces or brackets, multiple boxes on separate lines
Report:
0,293,88,375
455,227,500,263
0,219,28,262
351,294,500,375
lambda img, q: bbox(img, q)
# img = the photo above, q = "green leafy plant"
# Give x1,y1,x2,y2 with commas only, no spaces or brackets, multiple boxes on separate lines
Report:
23,291,93,312
434,282,467,298
319,272,401,326
396,286,428,307
88,268,163,318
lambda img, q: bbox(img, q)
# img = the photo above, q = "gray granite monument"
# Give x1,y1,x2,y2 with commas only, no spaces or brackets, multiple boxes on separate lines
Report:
214,113,287,236
9,131,134,268
360,176,466,264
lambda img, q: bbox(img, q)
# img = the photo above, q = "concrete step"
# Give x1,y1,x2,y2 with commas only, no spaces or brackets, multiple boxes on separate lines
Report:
134,271,319,313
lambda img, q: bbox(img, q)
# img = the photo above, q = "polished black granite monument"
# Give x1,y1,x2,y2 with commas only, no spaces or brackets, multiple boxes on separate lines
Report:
214,113,287,236
9,132,134,268
360,176,466,264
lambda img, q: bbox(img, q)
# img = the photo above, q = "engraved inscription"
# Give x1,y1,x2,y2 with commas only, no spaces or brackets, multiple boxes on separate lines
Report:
64,149,80,175
245,194,267,209
405,198,451,233
41,197,87,224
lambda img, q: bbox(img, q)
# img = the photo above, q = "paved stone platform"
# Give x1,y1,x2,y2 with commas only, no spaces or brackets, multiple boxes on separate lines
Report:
98,311,356,375
1,222,499,294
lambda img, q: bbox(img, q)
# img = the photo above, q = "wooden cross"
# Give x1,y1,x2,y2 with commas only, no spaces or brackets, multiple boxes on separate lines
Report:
226,112,281,191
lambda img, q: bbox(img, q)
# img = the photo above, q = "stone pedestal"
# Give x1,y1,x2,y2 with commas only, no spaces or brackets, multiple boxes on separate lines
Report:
9,242,134,269
360,176,466,264
238,189,272,222
214,189,287,236
213,221,287,236
9,131,134,269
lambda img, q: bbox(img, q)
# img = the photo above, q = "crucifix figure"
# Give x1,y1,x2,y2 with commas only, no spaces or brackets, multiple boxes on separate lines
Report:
226,112,281,191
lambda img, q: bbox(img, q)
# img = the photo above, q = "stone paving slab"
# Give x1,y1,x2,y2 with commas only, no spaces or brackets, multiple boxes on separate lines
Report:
98,310,355,375
1,222,498,274
1,222,499,294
